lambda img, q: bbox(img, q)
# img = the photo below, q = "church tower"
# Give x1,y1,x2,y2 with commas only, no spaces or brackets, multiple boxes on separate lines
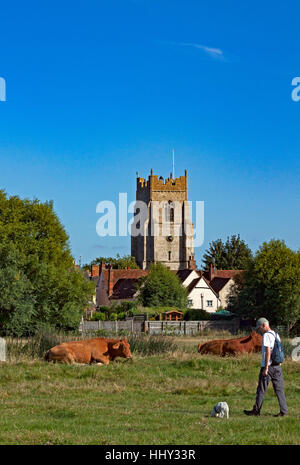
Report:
131,169,195,270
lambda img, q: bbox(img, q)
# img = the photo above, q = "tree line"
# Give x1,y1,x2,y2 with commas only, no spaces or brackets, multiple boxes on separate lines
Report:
203,235,300,330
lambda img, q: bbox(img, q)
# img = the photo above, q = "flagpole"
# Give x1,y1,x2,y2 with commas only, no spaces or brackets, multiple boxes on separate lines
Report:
172,149,175,179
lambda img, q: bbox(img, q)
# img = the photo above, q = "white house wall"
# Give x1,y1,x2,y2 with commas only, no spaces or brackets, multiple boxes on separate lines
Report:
218,279,234,308
187,277,220,312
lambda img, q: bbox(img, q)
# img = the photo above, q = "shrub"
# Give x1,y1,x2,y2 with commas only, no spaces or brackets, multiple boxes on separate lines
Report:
99,306,111,313
119,301,137,312
91,312,106,321
184,309,211,321
117,312,126,321
211,312,235,321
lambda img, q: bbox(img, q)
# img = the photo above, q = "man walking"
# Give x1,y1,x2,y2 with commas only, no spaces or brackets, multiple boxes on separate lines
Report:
244,317,288,417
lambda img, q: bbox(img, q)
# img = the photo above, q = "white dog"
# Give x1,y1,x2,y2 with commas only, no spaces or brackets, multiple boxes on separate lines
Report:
211,402,229,419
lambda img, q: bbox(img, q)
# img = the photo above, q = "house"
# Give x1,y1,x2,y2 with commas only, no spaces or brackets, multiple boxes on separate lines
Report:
176,269,221,312
87,262,242,313
202,264,243,309
173,266,243,312
90,264,148,307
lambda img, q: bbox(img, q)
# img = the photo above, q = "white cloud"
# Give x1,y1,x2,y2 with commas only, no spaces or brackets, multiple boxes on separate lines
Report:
167,41,224,60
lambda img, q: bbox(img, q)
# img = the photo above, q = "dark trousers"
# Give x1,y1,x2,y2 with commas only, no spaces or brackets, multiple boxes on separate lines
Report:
253,365,288,414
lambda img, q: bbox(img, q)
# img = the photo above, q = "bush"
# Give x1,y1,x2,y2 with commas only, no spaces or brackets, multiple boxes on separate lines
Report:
119,301,138,312
184,309,211,321
117,312,126,321
99,306,111,313
91,312,106,321
110,313,118,321
211,312,236,321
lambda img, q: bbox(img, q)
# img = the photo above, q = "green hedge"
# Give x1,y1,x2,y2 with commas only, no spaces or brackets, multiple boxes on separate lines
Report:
184,309,236,321
184,309,211,321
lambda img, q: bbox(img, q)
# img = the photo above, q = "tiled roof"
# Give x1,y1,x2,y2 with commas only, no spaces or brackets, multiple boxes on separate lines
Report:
187,277,201,293
176,269,194,282
209,277,231,294
101,269,149,289
203,269,243,280
110,278,141,300
201,269,243,295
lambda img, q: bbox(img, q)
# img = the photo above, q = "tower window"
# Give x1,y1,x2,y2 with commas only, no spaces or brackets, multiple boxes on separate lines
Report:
166,201,174,222
168,251,171,261
170,207,174,222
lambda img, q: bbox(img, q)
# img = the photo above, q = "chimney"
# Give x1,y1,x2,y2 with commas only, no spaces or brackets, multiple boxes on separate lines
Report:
100,261,106,272
91,265,100,277
188,255,196,270
108,265,114,296
209,263,214,281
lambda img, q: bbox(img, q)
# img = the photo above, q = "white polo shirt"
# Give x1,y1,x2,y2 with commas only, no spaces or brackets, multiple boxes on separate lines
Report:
261,330,280,367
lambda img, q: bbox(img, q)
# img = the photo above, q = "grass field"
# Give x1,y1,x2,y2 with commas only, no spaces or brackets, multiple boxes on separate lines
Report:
0,334,300,445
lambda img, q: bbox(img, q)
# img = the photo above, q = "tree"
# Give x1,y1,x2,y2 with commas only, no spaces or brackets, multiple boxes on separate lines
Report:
0,190,94,335
137,262,188,308
83,254,138,270
228,240,300,331
202,234,253,270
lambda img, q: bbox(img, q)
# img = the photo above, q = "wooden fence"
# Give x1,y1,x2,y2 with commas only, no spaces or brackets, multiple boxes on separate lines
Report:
80,318,241,335
146,319,240,335
79,319,144,334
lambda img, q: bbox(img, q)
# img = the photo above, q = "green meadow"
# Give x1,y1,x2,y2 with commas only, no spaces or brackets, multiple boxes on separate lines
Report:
0,334,299,445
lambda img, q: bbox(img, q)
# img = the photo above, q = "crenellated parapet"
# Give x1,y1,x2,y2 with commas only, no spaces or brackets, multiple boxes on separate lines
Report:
136,169,187,201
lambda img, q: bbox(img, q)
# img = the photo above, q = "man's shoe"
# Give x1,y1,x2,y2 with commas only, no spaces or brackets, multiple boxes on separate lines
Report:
273,412,288,417
243,409,260,416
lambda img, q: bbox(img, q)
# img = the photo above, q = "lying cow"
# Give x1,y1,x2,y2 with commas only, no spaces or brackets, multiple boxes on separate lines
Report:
198,331,262,356
197,338,225,356
198,333,250,355
44,337,132,365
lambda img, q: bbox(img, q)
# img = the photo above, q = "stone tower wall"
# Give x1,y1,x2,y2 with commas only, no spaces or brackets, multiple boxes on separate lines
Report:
131,169,195,270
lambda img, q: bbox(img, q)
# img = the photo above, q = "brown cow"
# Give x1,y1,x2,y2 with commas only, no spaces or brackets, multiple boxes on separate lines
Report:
198,332,262,356
44,337,132,365
197,333,252,355
197,338,225,355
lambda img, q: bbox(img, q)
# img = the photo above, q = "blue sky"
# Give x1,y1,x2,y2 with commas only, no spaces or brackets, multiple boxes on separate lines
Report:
0,0,299,267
